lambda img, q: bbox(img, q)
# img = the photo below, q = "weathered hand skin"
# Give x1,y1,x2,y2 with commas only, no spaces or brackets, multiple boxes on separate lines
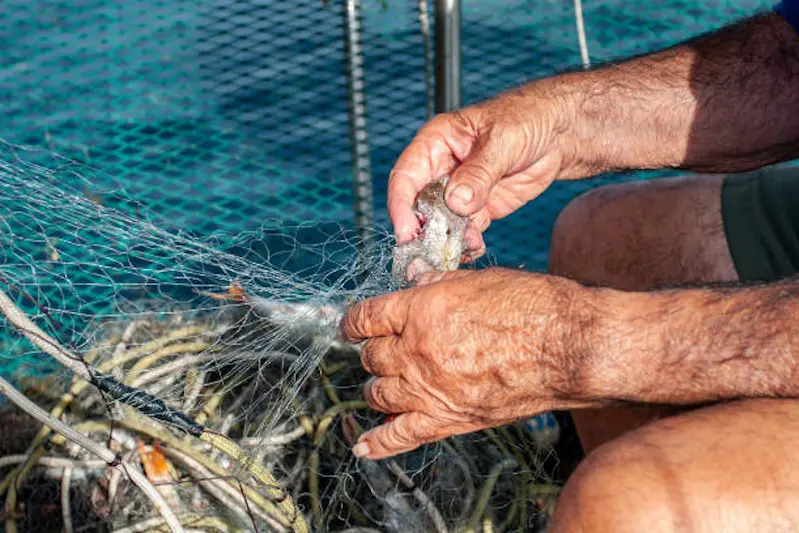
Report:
387,86,573,259
342,267,602,460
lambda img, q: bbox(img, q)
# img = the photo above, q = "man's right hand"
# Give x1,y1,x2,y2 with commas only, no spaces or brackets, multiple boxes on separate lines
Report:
389,86,582,259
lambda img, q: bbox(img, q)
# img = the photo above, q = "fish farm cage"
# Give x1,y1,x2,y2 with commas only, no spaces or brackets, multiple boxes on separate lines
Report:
0,0,776,532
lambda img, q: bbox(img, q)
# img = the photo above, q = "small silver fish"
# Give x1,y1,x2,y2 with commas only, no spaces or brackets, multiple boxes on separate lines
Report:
391,176,468,285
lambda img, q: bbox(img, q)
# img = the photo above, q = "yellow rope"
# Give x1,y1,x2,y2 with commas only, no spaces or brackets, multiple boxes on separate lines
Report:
309,400,368,529
62,418,307,533
194,393,224,427
125,341,211,383
1,331,210,498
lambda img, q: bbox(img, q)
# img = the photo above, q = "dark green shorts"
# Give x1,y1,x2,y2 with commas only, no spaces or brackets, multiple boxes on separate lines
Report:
722,166,799,282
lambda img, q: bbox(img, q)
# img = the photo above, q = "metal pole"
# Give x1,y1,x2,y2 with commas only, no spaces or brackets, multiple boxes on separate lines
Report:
434,0,461,113
341,0,375,258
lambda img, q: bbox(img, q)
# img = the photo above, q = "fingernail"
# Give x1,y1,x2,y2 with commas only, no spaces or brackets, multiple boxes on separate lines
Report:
449,184,474,205
352,442,371,458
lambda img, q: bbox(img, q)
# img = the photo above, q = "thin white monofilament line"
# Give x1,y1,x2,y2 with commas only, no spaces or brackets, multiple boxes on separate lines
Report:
0,287,91,381
0,140,563,530
386,460,448,533
161,447,290,532
0,375,185,533
574,0,591,68
0,455,109,469
240,425,307,448
61,466,74,533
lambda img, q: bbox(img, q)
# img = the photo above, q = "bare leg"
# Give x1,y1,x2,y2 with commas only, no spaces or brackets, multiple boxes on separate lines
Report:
550,399,799,533
548,174,738,453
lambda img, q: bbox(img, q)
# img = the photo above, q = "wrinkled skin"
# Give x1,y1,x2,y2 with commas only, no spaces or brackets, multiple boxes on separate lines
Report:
387,87,580,259
364,87,589,458
341,268,596,460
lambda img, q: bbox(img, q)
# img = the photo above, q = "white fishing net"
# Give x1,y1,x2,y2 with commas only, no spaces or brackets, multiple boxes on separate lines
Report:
0,141,562,533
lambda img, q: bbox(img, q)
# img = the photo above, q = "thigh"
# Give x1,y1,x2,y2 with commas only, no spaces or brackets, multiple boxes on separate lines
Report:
551,399,799,533
549,173,737,290
552,165,799,288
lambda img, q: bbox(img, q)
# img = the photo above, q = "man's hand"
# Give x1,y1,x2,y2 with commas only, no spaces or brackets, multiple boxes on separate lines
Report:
388,90,577,259
344,267,799,459
390,13,799,259
341,268,604,460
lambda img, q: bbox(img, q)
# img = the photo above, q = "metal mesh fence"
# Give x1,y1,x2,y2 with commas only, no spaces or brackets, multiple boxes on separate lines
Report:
0,1,784,531
1,0,358,233
455,0,771,268
0,0,779,385
0,0,773,271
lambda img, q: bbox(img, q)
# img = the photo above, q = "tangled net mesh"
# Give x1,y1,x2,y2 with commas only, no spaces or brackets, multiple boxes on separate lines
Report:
0,141,561,533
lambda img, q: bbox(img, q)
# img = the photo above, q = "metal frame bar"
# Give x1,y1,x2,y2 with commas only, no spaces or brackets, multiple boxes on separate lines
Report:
341,0,375,254
434,0,462,112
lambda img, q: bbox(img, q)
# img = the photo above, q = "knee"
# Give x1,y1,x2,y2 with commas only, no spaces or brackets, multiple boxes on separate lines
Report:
548,175,732,288
549,435,686,533
548,183,632,281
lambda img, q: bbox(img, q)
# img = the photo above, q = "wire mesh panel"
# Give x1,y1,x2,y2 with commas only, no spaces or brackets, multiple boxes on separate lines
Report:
455,0,772,268
0,0,777,272
0,1,786,532
0,0,363,235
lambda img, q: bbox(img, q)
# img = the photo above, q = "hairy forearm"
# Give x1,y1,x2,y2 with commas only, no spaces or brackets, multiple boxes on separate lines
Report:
579,278,799,405
540,12,799,177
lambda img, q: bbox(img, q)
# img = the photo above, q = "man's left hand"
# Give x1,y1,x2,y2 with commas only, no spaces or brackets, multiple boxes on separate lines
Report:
341,268,605,460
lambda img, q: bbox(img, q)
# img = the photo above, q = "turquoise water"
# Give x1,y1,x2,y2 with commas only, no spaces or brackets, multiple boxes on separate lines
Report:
0,0,772,262
0,0,773,376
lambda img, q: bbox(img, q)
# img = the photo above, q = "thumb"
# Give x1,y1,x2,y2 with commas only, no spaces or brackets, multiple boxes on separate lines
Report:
445,138,509,217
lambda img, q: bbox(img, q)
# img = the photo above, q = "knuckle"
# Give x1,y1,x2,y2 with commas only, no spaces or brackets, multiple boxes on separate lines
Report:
408,424,428,444
387,167,417,189
358,299,376,325
428,112,457,130
341,314,358,341
367,379,389,411
344,302,368,340
369,380,384,406
424,108,478,137
447,109,471,130
387,419,415,448
456,161,494,188
471,211,491,231
355,299,384,336
360,339,377,372
414,330,436,358
407,415,437,444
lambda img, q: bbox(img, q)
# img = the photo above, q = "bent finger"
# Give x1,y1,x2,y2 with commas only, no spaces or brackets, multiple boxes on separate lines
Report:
446,135,514,217
360,336,401,377
363,376,426,413
462,224,486,261
389,114,477,244
341,292,409,342
353,413,494,459
352,411,445,459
